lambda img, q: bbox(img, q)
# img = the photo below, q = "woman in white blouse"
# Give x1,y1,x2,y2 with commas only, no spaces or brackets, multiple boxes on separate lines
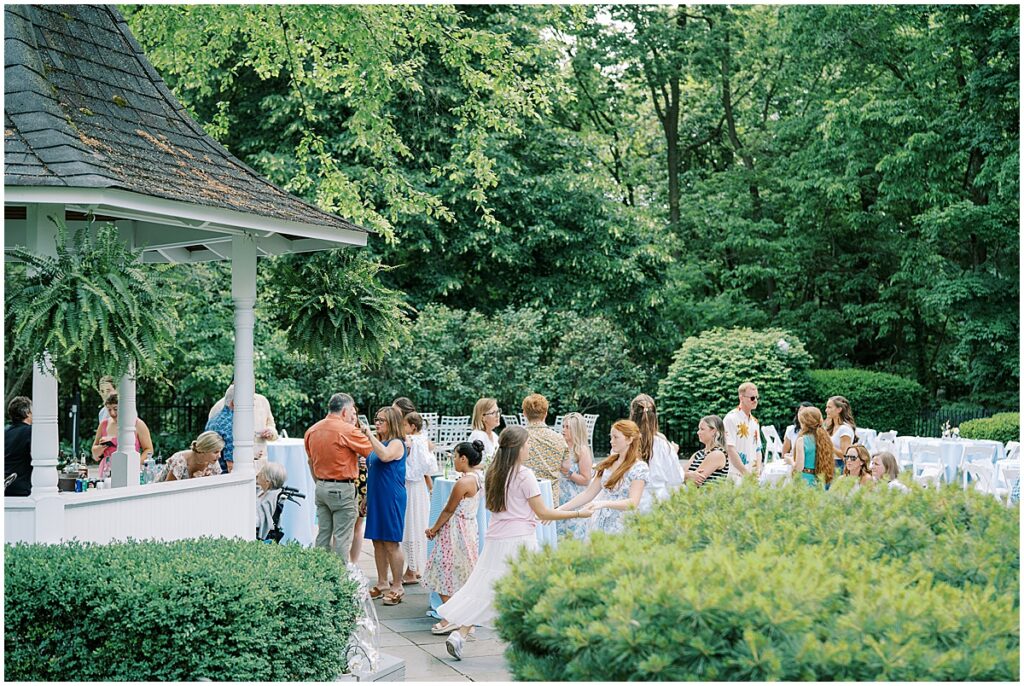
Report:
825,395,857,474
629,393,682,505
468,398,500,466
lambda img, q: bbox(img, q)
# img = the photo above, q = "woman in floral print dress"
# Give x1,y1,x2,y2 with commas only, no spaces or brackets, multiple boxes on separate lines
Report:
422,441,484,634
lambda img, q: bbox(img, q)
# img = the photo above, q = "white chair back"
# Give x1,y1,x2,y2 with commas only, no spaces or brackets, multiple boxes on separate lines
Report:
583,414,599,449
857,428,878,453
911,444,942,477
1005,441,1020,461
553,415,564,432
435,423,472,455
874,439,897,456
960,449,996,489
420,412,439,441
876,430,897,443
997,462,1020,505
914,464,944,488
519,413,528,426
964,462,1000,498
501,414,520,428
761,425,783,462
440,415,470,427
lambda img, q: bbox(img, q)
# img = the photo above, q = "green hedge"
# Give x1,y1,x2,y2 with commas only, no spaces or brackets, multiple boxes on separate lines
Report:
4,538,361,681
960,412,1021,443
495,480,1019,681
658,327,813,432
806,368,927,434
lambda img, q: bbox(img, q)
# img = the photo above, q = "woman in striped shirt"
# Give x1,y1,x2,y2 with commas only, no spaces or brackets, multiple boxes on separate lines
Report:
682,415,730,487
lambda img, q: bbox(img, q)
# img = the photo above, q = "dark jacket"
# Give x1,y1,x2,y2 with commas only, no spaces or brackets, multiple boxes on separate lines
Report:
4,421,32,496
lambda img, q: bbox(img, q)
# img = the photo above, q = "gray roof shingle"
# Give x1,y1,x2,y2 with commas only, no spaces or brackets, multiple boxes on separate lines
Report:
4,4,369,235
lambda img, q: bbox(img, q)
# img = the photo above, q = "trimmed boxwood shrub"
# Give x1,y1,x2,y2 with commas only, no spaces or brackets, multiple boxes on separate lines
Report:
495,480,1019,681
658,327,813,433
806,368,927,435
4,538,361,681
960,412,1021,443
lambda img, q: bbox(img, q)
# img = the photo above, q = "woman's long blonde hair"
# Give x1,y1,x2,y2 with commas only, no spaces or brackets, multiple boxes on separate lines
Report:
798,406,835,483
594,420,641,491
471,397,498,432
561,412,589,463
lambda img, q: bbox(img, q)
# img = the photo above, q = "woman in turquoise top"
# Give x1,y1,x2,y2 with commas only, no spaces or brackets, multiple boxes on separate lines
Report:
793,406,835,486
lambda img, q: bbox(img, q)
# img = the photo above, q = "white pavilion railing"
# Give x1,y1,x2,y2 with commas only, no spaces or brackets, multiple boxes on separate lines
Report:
5,472,255,545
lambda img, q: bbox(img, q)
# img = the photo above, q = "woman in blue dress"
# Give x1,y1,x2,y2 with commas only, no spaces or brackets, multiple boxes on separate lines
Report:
793,406,835,487
360,406,408,606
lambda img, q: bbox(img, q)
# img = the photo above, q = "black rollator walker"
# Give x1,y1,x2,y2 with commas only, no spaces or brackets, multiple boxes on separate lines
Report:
262,486,305,544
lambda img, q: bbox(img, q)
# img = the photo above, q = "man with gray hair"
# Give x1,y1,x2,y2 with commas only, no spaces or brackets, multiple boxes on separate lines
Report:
304,393,373,558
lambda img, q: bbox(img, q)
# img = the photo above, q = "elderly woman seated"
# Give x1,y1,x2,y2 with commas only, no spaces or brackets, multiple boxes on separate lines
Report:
257,462,288,541
162,431,224,482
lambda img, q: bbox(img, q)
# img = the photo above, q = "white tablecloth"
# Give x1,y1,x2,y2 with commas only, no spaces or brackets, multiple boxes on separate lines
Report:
426,475,556,615
265,438,316,547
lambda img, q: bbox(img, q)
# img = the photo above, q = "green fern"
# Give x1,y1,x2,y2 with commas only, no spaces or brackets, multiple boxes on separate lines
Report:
265,251,412,365
5,219,178,383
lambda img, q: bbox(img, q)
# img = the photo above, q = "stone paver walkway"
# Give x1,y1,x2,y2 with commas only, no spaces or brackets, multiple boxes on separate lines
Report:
354,540,513,682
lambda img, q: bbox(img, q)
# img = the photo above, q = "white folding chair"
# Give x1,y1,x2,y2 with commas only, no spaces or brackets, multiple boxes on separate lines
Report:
519,413,528,426
876,430,897,444
963,462,1006,501
761,425,783,463
440,415,470,427
997,462,1020,505
1004,441,1020,462
434,423,473,466
911,445,944,487
857,428,878,453
501,414,520,428
584,414,599,449
553,415,564,433
961,447,996,489
420,412,439,441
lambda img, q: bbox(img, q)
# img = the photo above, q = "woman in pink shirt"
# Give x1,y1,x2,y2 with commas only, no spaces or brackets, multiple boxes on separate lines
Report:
439,425,591,660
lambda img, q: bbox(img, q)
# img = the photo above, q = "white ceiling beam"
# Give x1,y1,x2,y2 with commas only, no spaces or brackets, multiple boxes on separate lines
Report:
5,188,368,248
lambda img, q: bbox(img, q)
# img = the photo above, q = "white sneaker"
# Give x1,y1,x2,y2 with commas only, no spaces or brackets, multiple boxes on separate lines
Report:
445,631,464,660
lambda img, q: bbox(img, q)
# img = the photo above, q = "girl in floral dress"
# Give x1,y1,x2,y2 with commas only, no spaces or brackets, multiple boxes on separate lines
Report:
422,440,485,634
557,419,650,536
556,413,593,540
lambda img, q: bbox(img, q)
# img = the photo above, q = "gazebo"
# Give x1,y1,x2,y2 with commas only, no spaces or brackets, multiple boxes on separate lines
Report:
4,4,369,543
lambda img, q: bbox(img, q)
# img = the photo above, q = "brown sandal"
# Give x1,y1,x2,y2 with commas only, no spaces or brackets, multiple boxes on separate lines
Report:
369,586,387,599
382,590,404,606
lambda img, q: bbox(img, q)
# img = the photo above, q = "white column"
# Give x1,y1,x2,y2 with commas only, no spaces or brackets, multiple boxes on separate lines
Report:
26,204,64,542
110,365,140,489
231,234,257,481
231,234,257,540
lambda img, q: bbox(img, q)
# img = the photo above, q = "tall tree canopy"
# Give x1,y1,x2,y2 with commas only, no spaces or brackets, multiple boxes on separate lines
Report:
104,4,1020,406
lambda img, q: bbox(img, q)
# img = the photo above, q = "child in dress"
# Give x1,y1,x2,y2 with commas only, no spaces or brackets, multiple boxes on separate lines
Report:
557,419,651,536
401,412,438,584
421,440,484,634
440,427,592,660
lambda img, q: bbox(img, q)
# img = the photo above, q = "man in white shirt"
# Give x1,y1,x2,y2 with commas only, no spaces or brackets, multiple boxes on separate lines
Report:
209,384,279,468
723,382,763,483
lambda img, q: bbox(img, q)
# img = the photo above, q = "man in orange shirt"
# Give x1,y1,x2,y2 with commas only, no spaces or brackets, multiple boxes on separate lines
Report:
304,393,373,557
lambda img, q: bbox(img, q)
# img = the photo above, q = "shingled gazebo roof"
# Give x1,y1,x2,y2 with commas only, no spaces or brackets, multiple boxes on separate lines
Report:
4,4,368,260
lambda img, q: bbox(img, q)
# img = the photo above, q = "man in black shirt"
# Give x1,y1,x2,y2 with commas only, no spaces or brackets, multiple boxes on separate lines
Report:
4,396,33,496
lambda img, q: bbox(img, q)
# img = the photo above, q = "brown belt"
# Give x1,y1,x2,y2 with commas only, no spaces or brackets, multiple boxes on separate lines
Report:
802,468,815,475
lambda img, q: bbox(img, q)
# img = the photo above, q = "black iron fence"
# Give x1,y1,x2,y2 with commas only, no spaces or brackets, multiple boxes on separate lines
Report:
59,395,1001,460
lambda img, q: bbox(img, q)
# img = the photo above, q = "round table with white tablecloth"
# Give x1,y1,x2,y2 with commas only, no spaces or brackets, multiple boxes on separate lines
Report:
425,475,556,617
265,437,316,546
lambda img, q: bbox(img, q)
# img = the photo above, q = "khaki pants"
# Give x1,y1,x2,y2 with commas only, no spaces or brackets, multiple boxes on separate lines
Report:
314,481,357,558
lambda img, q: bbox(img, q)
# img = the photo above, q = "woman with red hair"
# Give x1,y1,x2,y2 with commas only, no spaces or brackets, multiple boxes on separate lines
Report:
556,419,650,535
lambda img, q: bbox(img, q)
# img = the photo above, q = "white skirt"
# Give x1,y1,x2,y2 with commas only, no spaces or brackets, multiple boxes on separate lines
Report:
438,533,538,628
402,479,430,572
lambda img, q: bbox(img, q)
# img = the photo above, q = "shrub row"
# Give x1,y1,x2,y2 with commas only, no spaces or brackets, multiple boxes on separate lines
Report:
495,479,1019,681
806,367,928,435
658,327,815,432
959,412,1021,443
4,539,361,681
